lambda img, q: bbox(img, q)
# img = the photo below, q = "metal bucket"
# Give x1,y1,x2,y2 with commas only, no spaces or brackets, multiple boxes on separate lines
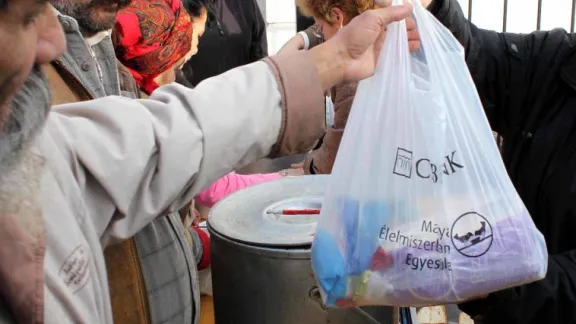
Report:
208,175,395,324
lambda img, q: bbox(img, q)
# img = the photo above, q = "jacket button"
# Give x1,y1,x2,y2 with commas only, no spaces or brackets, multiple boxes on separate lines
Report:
522,131,533,139
510,43,519,53
81,62,91,71
62,20,73,32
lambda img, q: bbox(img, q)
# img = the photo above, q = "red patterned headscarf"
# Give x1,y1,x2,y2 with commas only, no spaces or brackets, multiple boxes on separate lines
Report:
113,0,193,95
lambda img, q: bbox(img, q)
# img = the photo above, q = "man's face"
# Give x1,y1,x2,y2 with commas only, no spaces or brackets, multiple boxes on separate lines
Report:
50,0,131,36
0,0,65,170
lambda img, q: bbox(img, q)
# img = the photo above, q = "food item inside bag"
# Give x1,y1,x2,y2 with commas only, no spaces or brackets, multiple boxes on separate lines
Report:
417,306,447,324
311,197,547,306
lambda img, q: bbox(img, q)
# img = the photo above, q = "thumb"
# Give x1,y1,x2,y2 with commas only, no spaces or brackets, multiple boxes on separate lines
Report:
373,2,413,25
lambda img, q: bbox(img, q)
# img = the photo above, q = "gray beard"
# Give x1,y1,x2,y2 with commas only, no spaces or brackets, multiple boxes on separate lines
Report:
0,148,45,238
0,66,51,236
0,66,50,176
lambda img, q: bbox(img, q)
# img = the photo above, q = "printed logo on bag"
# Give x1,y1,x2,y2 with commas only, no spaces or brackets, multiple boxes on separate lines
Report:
392,148,413,178
380,221,453,272
450,212,493,258
392,147,464,183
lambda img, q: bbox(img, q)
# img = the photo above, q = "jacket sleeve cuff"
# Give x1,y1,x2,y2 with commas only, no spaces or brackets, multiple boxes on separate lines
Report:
190,227,211,271
303,151,316,175
263,52,326,157
303,26,323,49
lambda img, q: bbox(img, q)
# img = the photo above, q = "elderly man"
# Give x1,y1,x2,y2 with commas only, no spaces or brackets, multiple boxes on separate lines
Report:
43,0,212,323
0,0,413,323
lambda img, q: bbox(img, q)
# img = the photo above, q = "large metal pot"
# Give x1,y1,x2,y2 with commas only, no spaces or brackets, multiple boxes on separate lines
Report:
208,175,395,324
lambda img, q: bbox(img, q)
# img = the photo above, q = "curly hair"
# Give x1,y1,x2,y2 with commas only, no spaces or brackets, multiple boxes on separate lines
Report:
295,0,375,23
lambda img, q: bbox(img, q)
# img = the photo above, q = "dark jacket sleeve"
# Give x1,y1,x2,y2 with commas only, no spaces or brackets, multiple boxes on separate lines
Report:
458,252,576,323
429,0,575,136
250,0,268,61
428,1,576,323
302,25,324,49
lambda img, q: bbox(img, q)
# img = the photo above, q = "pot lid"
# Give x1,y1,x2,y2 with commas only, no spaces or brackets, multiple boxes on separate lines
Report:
208,175,330,247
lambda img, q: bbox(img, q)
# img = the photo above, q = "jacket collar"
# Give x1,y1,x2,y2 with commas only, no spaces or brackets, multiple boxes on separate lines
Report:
85,31,111,47
53,7,110,47
53,8,82,35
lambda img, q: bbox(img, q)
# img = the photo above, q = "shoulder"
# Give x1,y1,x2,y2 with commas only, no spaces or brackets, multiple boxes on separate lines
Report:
500,28,575,62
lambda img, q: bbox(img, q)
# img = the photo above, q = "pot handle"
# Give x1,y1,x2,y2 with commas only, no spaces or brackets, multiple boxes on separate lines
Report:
309,287,327,310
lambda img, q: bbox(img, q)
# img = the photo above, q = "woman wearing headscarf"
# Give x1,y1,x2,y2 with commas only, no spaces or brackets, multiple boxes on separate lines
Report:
113,0,200,96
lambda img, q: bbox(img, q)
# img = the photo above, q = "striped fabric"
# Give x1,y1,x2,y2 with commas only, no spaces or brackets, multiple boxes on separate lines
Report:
134,213,200,324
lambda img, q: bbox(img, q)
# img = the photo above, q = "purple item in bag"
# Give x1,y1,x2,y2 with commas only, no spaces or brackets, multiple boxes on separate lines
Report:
366,213,547,306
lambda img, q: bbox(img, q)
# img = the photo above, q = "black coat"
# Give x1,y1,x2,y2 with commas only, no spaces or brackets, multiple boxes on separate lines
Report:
296,7,314,32
430,1,576,323
182,0,267,86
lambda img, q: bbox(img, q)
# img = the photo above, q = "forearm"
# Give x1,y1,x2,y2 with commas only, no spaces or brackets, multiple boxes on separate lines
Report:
51,53,328,241
277,26,323,55
195,172,283,207
304,128,343,175
277,36,305,55
428,0,482,63
308,42,347,92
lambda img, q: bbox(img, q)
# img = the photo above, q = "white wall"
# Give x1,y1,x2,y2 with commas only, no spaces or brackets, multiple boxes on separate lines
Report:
264,0,297,55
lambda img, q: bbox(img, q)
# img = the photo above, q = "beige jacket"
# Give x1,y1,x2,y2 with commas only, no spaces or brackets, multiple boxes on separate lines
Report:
304,81,359,174
0,53,325,323
297,26,358,175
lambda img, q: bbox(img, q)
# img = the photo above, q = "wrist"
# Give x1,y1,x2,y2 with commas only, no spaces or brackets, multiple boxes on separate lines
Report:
297,32,310,50
308,40,347,91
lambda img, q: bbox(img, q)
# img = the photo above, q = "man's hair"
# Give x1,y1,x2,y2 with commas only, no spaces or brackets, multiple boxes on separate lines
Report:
295,0,374,23
182,0,217,27
0,0,7,11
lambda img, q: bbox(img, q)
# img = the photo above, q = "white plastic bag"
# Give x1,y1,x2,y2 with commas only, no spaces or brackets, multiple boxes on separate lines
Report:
311,0,548,307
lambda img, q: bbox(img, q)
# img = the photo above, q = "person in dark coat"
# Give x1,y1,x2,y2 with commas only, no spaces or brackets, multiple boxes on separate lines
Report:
175,0,217,88
408,0,576,323
180,0,268,86
296,6,315,32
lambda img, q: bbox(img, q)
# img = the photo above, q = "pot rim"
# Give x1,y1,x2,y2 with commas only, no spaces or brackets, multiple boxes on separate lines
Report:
209,225,312,259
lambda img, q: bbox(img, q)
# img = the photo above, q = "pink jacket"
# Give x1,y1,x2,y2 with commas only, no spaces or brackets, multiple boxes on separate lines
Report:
196,172,283,207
